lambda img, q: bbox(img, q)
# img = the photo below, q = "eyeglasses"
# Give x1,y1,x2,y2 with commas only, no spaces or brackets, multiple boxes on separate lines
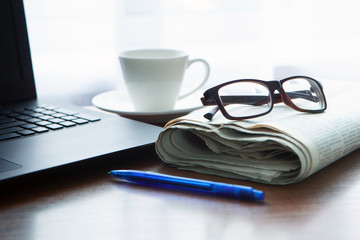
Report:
201,76,327,121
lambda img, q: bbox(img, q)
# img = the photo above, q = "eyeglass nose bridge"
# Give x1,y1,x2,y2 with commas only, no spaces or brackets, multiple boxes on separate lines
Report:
266,80,300,111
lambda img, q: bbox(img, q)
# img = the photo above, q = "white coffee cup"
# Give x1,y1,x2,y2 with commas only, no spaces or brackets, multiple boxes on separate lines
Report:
119,49,210,112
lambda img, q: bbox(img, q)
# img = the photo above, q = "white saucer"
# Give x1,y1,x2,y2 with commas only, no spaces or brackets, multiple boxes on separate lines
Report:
92,90,203,125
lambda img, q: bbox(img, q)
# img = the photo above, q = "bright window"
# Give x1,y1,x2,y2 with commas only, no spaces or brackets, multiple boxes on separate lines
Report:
24,0,360,105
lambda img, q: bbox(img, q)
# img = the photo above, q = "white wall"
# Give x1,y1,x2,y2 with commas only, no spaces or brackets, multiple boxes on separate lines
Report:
24,0,360,105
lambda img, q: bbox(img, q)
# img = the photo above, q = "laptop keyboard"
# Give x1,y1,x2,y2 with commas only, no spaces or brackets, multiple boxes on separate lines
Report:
0,104,101,141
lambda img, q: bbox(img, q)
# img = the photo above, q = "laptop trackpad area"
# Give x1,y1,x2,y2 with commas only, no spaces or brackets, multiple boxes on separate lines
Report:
0,158,22,173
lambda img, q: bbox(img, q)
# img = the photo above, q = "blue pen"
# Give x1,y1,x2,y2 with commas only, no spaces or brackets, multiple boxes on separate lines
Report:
108,170,264,202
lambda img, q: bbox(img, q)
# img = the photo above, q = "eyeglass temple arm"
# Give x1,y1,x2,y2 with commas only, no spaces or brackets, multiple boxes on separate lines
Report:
201,90,318,120
202,90,318,106
218,91,318,105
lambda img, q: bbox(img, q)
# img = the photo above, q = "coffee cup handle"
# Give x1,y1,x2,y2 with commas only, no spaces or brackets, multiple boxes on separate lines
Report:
178,58,210,100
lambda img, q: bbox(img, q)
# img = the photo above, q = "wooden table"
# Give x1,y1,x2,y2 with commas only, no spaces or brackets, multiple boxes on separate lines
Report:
1,143,360,240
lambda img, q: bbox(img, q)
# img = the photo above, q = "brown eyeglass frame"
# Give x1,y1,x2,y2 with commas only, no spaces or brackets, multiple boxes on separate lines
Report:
200,76,327,121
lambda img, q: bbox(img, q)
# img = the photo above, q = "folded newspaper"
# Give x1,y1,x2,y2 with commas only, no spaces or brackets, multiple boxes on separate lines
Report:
155,79,360,185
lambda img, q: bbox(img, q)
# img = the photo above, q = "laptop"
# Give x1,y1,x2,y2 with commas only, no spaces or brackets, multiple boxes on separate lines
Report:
0,0,162,181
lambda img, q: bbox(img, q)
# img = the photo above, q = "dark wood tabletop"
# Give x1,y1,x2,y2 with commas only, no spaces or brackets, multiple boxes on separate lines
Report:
1,142,360,240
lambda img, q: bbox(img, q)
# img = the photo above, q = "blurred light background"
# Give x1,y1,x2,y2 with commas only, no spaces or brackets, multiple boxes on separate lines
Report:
24,0,360,105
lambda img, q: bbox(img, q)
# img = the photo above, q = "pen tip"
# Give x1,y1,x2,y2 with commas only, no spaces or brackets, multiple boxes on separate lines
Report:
253,190,265,201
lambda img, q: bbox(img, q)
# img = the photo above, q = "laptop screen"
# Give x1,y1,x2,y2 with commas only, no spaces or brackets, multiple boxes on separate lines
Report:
0,0,36,106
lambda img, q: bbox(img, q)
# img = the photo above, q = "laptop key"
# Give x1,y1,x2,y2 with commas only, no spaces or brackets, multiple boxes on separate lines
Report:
28,107,46,113
51,113,66,118
46,124,63,130
5,112,21,118
25,118,41,123
39,115,53,120
62,115,77,121
72,118,89,124
15,110,33,115
0,133,21,141
0,121,26,129
21,123,38,129
0,117,16,124
16,115,31,120
48,118,64,123
36,120,52,126
29,113,44,118
0,127,23,135
32,127,49,133
17,130,35,136
42,110,57,115
76,114,101,122
59,121,76,127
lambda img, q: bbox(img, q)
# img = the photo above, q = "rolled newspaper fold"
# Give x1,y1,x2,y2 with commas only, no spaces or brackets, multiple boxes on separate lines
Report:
155,79,360,185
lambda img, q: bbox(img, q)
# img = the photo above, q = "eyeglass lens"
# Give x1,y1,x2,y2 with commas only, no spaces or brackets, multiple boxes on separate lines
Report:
218,81,272,119
282,77,326,111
